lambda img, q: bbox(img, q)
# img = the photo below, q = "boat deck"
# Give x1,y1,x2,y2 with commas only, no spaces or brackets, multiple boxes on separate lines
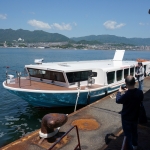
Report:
4,78,102,91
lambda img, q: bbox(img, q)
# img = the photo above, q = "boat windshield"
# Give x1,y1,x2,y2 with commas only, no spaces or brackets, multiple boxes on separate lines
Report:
27,68,65,82
66,70,92,83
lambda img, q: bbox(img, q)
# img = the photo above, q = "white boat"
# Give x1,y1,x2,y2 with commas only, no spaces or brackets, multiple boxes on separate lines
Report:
3,50,150,108
37,47,45,49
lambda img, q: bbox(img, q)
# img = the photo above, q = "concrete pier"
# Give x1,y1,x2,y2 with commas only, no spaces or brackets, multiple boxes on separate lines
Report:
1,77,150,150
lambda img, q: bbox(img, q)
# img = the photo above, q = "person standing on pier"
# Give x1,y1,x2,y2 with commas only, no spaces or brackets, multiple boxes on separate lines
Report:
116,76,144,150
135,62,145,90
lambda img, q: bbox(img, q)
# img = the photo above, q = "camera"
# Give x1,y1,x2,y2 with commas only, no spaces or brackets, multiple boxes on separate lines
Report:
121,85,127,90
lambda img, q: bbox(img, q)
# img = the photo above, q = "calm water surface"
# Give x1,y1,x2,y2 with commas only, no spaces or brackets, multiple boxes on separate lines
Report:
0,48,150,147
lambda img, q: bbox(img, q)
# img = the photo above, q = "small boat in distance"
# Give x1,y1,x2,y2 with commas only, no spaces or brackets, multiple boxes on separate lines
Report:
3,50,150,108
37,46,45,49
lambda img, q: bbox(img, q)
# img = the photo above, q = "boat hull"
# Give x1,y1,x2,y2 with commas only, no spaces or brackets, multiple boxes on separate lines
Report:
6,87,107,107
3,80,123,107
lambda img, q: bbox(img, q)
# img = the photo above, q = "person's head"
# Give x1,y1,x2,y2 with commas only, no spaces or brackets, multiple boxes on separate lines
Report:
125,75,135,89
138,62,143,67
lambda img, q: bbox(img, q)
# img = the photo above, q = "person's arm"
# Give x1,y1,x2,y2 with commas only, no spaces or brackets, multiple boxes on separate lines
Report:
116,86,128,104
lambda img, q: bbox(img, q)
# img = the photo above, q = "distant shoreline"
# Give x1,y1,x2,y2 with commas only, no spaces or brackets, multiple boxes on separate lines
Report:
0,47,150,51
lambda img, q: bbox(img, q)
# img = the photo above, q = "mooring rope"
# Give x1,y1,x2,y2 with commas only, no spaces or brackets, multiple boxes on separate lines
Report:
86,87,91,104
74,87,80,112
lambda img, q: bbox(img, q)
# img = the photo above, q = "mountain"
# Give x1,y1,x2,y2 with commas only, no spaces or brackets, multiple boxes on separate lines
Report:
0,29,150,46
71,35,150,46
0,29,70,43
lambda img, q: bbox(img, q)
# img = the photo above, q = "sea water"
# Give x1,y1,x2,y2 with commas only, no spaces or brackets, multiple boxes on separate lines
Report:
0,48,149,147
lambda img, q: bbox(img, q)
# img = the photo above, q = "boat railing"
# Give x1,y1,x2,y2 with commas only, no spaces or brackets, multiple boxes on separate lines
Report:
6,68,18,83
48,125,81,150
5,68,28,88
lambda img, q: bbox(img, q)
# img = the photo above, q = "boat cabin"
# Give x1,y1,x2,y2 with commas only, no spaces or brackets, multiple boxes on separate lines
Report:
22,50,150,89
25,59,138,89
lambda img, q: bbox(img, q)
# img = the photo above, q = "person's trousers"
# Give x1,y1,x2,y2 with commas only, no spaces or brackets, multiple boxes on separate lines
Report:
138,80,143,90
122,119,138,150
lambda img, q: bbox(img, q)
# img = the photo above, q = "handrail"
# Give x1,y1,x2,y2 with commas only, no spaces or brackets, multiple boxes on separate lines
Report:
48,125,81,150
6,69,18,78
6,70,18,84
5,68,21,87
6,70,8,84
5,67,34,87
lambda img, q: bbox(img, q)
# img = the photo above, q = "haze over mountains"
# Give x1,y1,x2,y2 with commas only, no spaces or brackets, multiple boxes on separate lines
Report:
0,29,150,46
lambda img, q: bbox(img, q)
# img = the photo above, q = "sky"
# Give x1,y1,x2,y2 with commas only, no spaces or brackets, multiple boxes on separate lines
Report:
0,0,150,38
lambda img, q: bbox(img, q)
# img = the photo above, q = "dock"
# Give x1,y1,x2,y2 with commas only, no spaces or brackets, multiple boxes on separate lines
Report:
1,77,150,150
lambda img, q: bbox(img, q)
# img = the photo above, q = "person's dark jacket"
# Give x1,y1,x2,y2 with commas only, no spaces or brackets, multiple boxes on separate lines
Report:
116,88,143,122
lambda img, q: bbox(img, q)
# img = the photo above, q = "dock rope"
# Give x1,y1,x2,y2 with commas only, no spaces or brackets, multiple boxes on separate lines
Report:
74,87,81,112
39,127,60,138
87,87,91,104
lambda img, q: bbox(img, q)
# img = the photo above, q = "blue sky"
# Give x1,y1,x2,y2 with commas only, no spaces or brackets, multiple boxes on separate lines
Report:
0,0,150,38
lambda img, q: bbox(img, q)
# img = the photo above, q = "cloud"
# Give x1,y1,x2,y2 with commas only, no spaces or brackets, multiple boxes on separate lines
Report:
51,23,72,30
139,22,149,26
0,14,7,19
28,19,51,29
103,20,126,29
28,19,75,30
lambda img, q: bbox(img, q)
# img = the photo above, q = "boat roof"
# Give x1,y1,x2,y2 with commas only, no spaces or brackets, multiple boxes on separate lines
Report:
25,59,138,72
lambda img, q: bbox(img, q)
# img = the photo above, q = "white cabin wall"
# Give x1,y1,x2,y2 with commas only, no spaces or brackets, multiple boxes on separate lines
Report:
92,69,105,85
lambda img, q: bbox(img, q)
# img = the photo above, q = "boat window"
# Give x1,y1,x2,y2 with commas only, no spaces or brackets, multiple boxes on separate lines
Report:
27,68,65,82
117,70,123,81
28,68,43,78
66,71,91,83
81,71,90,81
130,67,134,76
107,71,115,84
44,71,50,79
124,68,129,79
50,71,65,82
